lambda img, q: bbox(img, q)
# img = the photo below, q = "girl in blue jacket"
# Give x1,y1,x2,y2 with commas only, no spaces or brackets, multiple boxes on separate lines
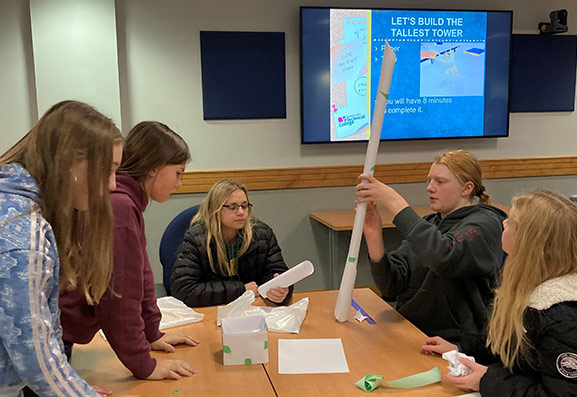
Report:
0,100,123,396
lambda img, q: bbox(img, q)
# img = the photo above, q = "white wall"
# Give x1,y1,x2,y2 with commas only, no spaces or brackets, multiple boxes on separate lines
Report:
115,0,577,172
29,0,121,123
2,0,577,289
3,0,577,162
0,0,37,148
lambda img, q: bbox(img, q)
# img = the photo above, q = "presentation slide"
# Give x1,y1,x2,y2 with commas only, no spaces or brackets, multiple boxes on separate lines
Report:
329,9,488,142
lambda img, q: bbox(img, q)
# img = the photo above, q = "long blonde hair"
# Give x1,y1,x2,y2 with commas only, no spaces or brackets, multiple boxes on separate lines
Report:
0,100,122,305
434,150,491,205
191,180,254,276
487,190,577,368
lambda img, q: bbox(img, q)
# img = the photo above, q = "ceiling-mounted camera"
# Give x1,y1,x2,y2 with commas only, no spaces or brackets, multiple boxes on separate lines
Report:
539,9,568,34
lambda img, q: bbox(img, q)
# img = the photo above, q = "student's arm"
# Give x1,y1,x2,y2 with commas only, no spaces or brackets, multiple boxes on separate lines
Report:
94,225,160,379
479,319,577,396
171,229,246,307
140,255,164,343
258,224,293,305
393,206,503,277
363,202,385,262
363,202,412,298
369,241,412,298
0,249,99,397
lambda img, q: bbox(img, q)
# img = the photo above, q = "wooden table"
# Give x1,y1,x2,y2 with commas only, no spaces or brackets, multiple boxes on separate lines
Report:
310,204,510,288
71,289,465,396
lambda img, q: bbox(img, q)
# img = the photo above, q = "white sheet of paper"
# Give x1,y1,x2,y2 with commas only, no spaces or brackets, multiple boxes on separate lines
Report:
278,338,350,374
456,393,481,397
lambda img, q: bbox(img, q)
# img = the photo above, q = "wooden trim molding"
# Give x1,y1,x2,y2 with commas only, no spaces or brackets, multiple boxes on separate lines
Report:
179,156,577,194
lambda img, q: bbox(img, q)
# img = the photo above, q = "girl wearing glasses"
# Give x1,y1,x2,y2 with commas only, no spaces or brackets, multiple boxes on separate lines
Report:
59,122,199,381
0,100,122,396
421,190,577,395
171,179,292,307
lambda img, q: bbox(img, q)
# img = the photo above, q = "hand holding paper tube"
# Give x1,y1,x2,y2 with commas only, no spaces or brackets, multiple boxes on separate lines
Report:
258,260,314,299
334,41,396,322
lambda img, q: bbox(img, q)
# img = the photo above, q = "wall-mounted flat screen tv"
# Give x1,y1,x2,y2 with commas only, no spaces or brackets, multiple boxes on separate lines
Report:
300,7,512,144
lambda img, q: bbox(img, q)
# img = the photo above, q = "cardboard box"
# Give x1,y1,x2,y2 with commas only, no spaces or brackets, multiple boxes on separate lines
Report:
221,315,269,365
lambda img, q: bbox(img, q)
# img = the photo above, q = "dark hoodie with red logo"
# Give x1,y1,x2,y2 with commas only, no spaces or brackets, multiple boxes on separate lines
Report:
370,204,507,345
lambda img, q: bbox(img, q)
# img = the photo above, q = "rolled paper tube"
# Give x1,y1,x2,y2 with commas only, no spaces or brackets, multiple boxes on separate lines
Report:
334,41,396,322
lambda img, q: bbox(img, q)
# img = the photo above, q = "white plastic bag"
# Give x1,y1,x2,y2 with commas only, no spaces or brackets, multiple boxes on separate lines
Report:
157,296,204,329
216,290,263,325
217,290,309,333
261,297,309,333
100,296,204,340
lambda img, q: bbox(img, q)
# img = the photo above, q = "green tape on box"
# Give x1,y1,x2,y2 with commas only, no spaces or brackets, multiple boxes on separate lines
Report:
223,345,231,354
355,367,441,392
245,358,252,365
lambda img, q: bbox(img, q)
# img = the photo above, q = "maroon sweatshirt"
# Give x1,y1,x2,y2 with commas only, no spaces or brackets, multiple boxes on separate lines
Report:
59,173,164,379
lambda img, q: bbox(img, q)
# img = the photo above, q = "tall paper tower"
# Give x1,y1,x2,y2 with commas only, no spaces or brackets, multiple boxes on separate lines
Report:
334,41,396,322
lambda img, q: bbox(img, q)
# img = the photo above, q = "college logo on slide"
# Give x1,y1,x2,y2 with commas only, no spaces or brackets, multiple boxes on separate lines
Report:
556,352,577,378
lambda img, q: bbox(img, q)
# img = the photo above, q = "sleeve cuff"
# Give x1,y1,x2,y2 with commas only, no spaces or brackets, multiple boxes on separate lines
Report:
392,206,422,236
147,330,165,344
132,357,157,379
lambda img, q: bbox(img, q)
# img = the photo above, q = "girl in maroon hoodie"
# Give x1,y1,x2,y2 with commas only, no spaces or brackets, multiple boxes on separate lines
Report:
60,121,199,380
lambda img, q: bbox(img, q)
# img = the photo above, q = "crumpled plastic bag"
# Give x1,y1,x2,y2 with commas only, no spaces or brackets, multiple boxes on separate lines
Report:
216,290,264,324
217,290,309,333
442,350,475,376
100,296,204,340
261,297,309,333
157,296,204,329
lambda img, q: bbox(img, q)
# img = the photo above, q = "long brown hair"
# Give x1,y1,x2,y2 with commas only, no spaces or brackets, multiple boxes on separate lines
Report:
487,190,577,368
434,150,490,204
191,180,254,276
0,100,122,304
118,121,190,184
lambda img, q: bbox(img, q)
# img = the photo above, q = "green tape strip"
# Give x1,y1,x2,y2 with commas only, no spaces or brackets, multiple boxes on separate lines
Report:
244,358,252,365
223,345,231,354
264,340,268,350
385,367,441,389
348,257,356,263
379,90,389,99
355,368,441,393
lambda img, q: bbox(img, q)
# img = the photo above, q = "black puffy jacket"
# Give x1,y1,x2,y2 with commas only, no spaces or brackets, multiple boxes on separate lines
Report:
171,220,292,307
479,273,577,396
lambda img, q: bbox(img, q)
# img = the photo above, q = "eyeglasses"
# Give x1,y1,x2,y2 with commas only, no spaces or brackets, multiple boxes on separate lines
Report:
222,203,253,212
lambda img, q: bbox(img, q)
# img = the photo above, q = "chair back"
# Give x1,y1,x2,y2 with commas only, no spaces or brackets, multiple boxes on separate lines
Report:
159,205,200,295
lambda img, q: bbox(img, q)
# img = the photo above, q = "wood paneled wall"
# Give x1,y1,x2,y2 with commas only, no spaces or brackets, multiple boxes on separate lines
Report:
179,156,577,194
